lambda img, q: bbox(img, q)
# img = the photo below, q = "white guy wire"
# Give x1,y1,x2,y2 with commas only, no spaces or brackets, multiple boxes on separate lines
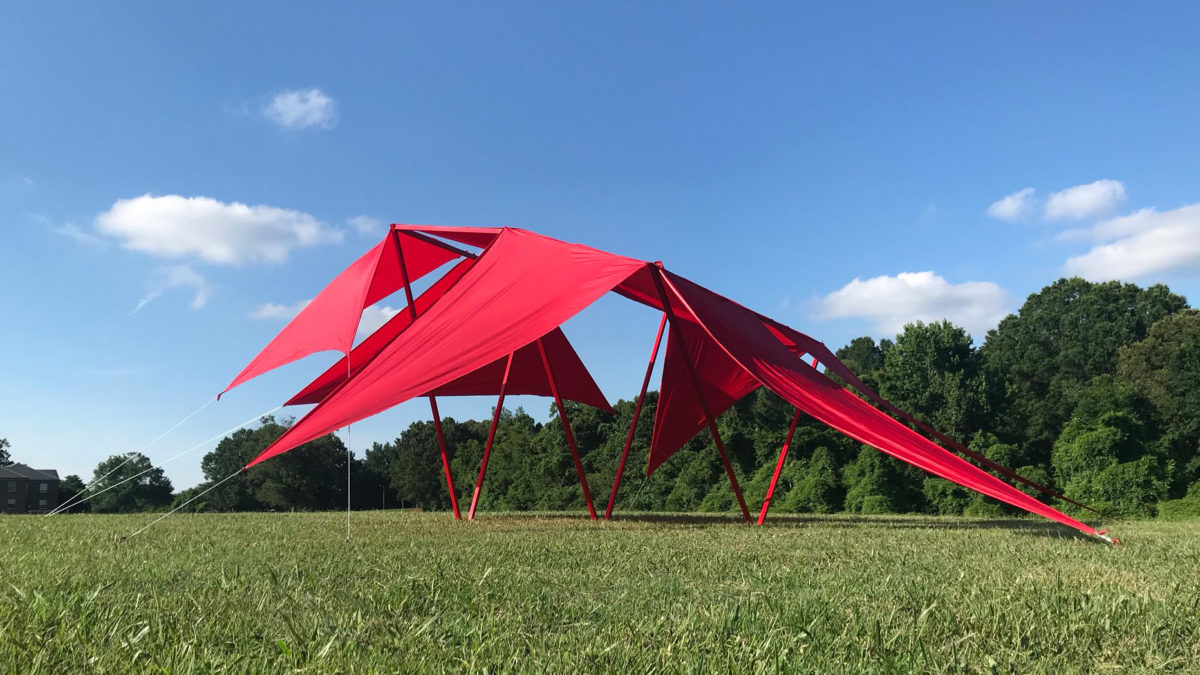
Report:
50,405,282,515
346,423,352,542
123,468,245,540
51,398,215,515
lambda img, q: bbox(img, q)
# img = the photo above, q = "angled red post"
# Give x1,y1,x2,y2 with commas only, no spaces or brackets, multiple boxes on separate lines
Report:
757,408,801,525
536,338,598,520
757,356,818,525
428,397,460,519
604,312,668,520
392,228,462,518
468,352,514,520
649,267,752,522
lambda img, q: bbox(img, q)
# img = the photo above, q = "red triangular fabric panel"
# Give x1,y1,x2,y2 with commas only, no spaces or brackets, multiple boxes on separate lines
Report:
647,316,759,474
430,328,613,412
246,229,646,467
656,270,1098,536
220,230,461,398
391,224,503,249
761,317,1102,515
285,257,477,406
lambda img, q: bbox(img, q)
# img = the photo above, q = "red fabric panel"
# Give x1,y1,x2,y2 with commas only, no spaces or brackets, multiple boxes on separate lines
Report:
761,317,1102,514
659,270,1097,535
285,257,477,406
220,230,459,398
391,224,503,249
364,230,462,308
430,328,613,413
220,239,386,398
246,229,646,467
647,317,759,474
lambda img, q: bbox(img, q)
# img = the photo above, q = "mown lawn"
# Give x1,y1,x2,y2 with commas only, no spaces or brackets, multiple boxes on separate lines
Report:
1,511,1197,673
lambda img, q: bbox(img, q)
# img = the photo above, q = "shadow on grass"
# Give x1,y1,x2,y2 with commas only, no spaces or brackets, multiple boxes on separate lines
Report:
510,511,1108,543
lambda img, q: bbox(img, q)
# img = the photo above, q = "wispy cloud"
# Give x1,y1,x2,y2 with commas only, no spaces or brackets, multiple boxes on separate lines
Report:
357,305,400,338
250,299,311,320
986,187,1036,222
986,180,1126,223
1044,179,1125,221
96,194,342,265
53,223,108,247
251,298,399,341
82,367,142,377
816,271,1012,339
130,265,211,315
347,215,383,236
263,89,337,130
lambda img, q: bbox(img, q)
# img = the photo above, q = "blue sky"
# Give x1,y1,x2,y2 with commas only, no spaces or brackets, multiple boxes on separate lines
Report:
4,2,1200,490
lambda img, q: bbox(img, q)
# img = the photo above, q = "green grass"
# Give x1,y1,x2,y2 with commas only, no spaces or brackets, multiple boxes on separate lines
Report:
2,511,1197,673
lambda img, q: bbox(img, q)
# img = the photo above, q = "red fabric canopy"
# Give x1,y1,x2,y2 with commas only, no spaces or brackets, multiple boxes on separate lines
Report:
246,228,645,467
233,225,1103,537
220,229,461,397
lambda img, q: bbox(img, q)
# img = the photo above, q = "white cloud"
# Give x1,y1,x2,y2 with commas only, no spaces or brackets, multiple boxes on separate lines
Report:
357,306,400,338
96,194,342,265
347,215,383,235
986,187,1036,222
251,298,399,340
131,265,211,314
263,89,337,130
1063,203,1200,281
1044,179,1125,221
53,223,107,247
250,299,311,320
816,271,1012,339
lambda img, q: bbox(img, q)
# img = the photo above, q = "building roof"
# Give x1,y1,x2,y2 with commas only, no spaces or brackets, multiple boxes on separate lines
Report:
0,463,59,480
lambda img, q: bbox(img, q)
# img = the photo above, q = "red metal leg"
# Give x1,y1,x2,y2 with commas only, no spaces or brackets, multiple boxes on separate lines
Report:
537,339,598,520
649,267,751,522
757,357,816,525
392,229,463,519
468,353,514,520
757,408,801,525
604,313,668,520
428,396,460,519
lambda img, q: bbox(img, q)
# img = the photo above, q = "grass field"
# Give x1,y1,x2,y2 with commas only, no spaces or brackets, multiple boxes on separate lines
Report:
2,511,1198,673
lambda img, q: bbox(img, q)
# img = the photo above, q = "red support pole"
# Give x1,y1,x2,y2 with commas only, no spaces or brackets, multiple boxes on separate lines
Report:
536,338,598,520
649,267,752,522
604,312,668,520
757,408,801,525
468,352,514,520
757,356,817,526
428,397,461,519
392,228,462,519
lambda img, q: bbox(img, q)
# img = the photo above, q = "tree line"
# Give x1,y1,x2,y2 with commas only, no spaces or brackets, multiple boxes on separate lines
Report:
51,277,1200,520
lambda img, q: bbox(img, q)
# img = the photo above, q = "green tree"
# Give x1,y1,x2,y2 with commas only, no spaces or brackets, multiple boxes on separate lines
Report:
843,450,922,514
199,416,358,512
89,453,174,513
981,278,1186,462
58,474,90,513
0,438,11,466
779,446,843,513
878,321,986,442
835,336,887,392
1051,378,1169,517
1118,309,1200,493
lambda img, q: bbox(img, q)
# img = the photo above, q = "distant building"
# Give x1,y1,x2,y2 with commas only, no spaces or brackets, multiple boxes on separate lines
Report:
1,464,60,514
